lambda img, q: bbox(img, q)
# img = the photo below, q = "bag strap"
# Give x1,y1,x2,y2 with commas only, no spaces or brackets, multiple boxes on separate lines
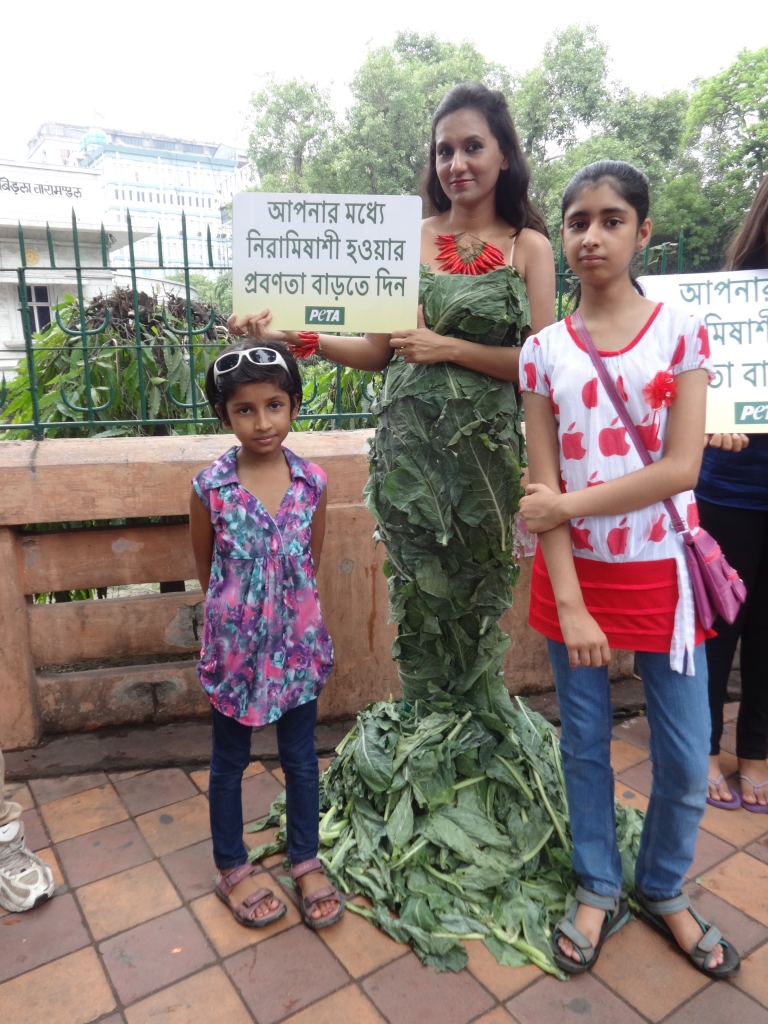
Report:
570,308,687,535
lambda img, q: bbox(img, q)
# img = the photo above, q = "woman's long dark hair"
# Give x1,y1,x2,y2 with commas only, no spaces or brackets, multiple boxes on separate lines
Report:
725,176,768,271
423,82,548,237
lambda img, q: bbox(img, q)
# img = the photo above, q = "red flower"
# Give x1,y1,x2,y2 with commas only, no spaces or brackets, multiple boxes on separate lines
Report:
643,371,677,410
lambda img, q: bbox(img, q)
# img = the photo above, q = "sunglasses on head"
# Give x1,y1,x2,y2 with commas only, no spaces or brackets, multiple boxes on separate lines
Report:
212,347,290,385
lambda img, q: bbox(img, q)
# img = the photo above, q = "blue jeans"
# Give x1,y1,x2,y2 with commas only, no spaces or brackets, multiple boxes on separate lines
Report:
209,700,319,870
548,640,709,901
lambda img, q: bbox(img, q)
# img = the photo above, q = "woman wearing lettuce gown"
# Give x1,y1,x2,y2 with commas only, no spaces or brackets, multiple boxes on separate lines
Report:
229,84,639,974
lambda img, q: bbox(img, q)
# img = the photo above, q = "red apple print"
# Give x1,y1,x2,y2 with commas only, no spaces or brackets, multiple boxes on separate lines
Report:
697,325,710,358
671,334,686,367
559,473,568,493
599,417,631,457
571,519,594,551
587,471,604,487
562,422,587,460
607,517,630,555
648,512,666,542
533,336,540,346
637,416,662,452
524,363,537,391
616,375,628,402
543,372,551,388
687,501,699,529
582,378,599,408
549,388,560,414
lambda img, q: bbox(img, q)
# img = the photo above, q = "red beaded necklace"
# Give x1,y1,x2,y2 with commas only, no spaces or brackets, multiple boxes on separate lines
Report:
434,233,507,276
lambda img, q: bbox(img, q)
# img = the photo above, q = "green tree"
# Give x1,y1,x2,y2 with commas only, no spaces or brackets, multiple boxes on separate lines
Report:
167,272,233,316
248,77,337,192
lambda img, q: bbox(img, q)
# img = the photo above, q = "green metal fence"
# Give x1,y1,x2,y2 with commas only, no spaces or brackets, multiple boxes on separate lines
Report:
1,211,686,439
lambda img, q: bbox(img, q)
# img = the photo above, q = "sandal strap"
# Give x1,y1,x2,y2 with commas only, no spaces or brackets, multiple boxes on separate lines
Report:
301,884,339,906
695,924,723,955
216,862,256,896
239,886,275,909
707,774,725,785
641,892,690,916
291,857,323,880
740,775,768,790
556,917,594,955
575,886,619,913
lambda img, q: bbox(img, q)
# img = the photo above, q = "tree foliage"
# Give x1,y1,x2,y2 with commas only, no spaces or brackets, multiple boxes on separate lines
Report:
245,29,767,271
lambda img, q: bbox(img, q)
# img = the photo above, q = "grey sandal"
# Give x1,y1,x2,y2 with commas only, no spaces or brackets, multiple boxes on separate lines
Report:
635,891,740,978
214,863,287,928
551,885,630,974
291,857,344,931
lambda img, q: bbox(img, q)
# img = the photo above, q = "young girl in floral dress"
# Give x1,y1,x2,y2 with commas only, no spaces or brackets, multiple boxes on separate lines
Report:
519,161,740,978
190,340,342,930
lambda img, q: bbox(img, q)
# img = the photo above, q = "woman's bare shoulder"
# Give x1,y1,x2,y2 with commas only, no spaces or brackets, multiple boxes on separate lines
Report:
516,227,553,257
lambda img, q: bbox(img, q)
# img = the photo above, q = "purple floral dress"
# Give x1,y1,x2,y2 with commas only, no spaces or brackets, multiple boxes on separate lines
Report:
193,446,334,726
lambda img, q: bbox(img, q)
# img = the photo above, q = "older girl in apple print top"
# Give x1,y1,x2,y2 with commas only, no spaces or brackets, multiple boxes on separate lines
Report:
519,161,740,981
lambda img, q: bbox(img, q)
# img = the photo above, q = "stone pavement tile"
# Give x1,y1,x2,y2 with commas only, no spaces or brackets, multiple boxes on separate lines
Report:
318,897,408,977
700,804,768,846
4,780,34,810
685,828,737,881
733,939,768,1007
507,972,645,1024
592,918,708,1021
664,982,768,1023
318,756,334,772
114,768,197,816
39,783,128,844
241,770,284,822
0,946,115,1024
363,950,494,1024
612,716,651,751
161,838,216,901
56,818,153,888
272,766,286,784
124,965,252,1024
243,826,283,868
35,846,66,893
609,741,648,775
471,1011,519,1024
29,772,109,805
464,940,542,1001
700,852,768,925
723,701,740,721
190,760,265,793
616,760,653,798
100,906,216,1005
282,985,388,1024
746,834,768,866
190,873,301,956
21,807,49,850
614,779,649,813
77,859,181,940
109,770,149,783
101,1016,126,1024
136,794,210,857
225,921,349,1023
0,893,89,983
683,881,768,954
720,720,737,754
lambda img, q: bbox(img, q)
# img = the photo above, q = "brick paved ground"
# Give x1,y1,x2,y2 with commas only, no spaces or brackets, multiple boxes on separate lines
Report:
3,701,768,1024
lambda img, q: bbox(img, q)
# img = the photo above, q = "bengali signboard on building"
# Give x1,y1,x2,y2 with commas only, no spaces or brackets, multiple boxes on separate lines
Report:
232,193,422,333
640,270,768,433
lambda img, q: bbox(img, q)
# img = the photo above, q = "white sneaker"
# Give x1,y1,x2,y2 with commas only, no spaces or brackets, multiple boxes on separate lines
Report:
0,820,54,912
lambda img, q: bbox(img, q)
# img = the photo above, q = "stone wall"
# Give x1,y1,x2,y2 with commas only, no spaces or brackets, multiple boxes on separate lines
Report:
0,430,632,750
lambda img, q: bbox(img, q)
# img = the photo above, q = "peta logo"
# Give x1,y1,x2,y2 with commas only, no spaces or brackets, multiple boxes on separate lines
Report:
735,402,768,424
305,306,345,325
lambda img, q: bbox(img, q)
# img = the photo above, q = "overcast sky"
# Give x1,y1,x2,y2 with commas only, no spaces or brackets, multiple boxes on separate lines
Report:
4,0,765,160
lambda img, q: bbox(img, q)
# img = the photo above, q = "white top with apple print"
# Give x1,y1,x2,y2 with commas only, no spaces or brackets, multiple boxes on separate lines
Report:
520,302,713,673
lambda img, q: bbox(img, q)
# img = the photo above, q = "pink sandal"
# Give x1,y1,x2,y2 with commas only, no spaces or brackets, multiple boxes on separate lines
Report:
291,857,344,930
214,863,287,928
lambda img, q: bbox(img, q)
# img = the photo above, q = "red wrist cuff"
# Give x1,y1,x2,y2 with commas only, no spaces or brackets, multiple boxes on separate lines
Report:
292,331,320,359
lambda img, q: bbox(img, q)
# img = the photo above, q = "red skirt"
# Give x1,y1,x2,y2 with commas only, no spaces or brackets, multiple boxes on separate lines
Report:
529,546,710,652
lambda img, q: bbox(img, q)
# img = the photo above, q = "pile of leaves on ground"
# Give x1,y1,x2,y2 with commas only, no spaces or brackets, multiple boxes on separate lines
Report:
248,695,644,978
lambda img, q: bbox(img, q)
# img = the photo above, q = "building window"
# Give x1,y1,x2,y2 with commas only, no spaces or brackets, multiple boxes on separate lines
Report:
129,190,133,200
122,189,125,199
115,189,119,199
208,198,212,208
25,285,51,333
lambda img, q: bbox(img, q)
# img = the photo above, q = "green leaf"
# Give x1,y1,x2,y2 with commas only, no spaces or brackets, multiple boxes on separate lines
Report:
352,718,394,793
386,786,414,847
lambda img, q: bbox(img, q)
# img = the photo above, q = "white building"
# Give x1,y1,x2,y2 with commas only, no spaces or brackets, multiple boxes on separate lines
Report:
28,123,246,272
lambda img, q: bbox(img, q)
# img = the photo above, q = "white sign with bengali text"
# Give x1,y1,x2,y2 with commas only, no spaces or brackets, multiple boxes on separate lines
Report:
640,270,768,433
232,193,422,334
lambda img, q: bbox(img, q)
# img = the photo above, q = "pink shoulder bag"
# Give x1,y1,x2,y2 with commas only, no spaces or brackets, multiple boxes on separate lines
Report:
571,308,746,629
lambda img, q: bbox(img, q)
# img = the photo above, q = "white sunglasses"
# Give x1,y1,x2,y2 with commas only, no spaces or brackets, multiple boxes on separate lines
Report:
212,346,290,385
